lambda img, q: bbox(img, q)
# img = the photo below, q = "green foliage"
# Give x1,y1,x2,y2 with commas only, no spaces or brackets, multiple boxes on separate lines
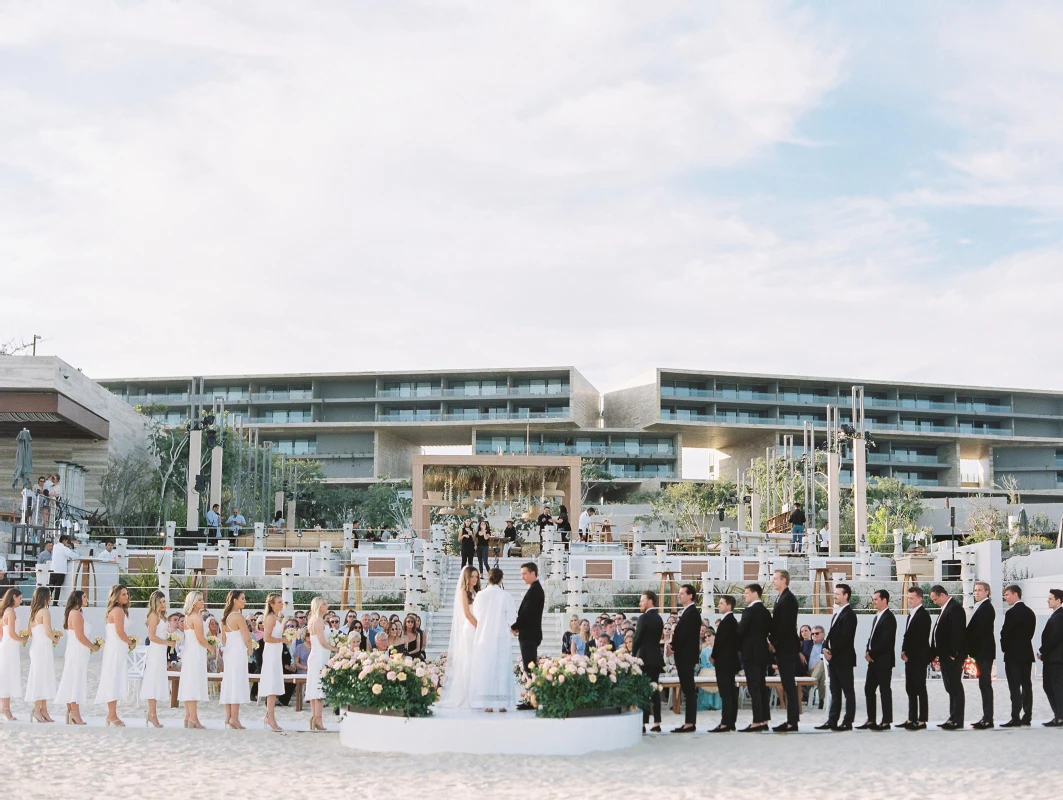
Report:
581,458,617,503
866,477,926,550
321,649,442,717
122,571,161,607
640,481,737,536
523,653,653,719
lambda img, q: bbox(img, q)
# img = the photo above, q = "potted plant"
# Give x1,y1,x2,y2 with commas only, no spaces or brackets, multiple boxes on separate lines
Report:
322,648,442,718
518,652,653,719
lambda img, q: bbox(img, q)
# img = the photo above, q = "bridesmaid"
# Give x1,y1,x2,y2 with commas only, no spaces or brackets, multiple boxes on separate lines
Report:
94,583,132,726
305,596,338,731
259,593,286,732
25,586,58,723
0,588,27,720
178,591,210,729
140,590,171,728
219,590,253,730
55,590,100,724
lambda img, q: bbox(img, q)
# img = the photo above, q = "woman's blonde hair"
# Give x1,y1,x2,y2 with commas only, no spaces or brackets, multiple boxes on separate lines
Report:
104,583,129,618
28,586,51,625
147,590,166,623
263,593,283,618
183,591,203,617
309,596,326,619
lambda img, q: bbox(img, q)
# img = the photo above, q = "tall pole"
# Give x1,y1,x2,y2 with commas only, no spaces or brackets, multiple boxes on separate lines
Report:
852,386,868,555
186,428,203,532
827,405,841,557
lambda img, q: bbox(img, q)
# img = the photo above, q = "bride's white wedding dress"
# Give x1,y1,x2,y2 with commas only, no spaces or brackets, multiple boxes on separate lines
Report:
437,586,477,708
468,584,518,710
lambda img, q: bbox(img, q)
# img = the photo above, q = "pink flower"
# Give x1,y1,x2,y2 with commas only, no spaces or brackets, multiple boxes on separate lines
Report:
386,671,397,681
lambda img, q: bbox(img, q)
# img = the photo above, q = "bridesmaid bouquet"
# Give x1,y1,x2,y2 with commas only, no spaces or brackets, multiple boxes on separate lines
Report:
283,629,297,644
166,633,180,645
246,639,259,652
18,629,29,646
51,630,63,648
205,635,219,647
92,637,105,649
127,636,141,652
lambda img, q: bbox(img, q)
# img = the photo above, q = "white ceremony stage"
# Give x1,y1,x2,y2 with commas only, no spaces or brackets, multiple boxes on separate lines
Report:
339,707,643,755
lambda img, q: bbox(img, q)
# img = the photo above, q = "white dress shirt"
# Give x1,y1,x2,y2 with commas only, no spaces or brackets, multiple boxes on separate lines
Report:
51,541,78,575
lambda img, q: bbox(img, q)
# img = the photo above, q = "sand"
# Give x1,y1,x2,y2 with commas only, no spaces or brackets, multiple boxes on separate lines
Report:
2,656,1062,800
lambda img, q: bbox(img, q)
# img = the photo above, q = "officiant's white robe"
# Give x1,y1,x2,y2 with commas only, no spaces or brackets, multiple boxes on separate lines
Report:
469,584,519,710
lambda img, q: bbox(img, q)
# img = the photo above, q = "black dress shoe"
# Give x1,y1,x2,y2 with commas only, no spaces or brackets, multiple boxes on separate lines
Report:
910,722,927,730
855,721,876,730
1043,719,1063,727
1020,719,1032,726
773,722,798,733
872,722,892,731
649,725,661,733
671,724,697,733
709,724,735,733
941,721,961,730
832,723,853,732
515,703,534,711
894,720,913,730
1000,720,1022,728
972,720,994,730
740,724,768,733
814,722,835,730
936,720,952,728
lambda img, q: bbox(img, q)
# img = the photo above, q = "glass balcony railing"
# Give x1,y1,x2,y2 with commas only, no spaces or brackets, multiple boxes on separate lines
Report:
128,393,191,405
608,466,676,479
378,388,442,398
251,391,313,402
378,412,443,422
475,444,675,458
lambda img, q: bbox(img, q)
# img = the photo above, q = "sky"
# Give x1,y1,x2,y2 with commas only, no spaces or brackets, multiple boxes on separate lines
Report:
3,0,1063,395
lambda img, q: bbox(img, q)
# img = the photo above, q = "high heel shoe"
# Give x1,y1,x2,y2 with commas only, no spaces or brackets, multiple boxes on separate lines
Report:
66,709,73,725
30,710,46,723
263,714,283,732
310,718,326,731
105,718,126,727
146,712,163,729
224,721,238,729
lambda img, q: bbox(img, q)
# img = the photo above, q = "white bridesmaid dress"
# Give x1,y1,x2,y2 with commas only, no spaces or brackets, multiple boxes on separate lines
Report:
218,628,250,705
24,623,57,702
178,628,209,702
140,620,170,702
259,620,285,698
305,629,329,701
55,621,91,705
94,622,128,705
0,621,22,700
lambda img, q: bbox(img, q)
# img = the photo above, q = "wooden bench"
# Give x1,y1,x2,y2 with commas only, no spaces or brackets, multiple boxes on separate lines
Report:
658,675,818,715
167,672,307,711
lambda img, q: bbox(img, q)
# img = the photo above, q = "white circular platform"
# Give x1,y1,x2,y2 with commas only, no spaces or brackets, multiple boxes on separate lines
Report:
339,707,643,755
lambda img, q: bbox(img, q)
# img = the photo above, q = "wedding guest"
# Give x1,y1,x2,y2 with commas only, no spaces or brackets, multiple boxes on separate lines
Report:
206,616,224,673
803,626,827,709
737,583,772,732
554,504,572,547
341,610,359,635
260,593,286,731
99,540,120,564
459,518,476,570
305,596,338,732
178,591,211,729
632,591,664,734
966,581,996,729
25,586,58,722
898,586,931,730
403,614,427,660
373,631,389,651
1000,584,1037,727
0,588,27,719
348,620,367,651
667,584,701,733
94,583,132,727
697,631,722,711
50,535,79,604
798,625,812,674
141,590,170,728
1039,589,1063,726
709,595,740,733
858,589,897,731
571,620,593,656
595,634,612,651
292,630,311,672
769,570,800,732
220,590,253,729
166,612,184,667
386,620,404,651
816,584,857,732
55,589,100,724
929,584,966,730
475,520,491,575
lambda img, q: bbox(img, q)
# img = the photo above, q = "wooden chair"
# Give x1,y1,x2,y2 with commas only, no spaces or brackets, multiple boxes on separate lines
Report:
811,568,832,613
658,571,678,612
340,563,363,611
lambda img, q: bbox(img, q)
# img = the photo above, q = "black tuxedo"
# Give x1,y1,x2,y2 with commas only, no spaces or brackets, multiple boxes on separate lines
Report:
711,612,740,727
512,579,544,673
966,600,997,722
1001,601,1036,723
824,605,857,726
1040,607,1063,720
933,598,967,724
901,606,932,723
771,588,800,725
672,603,702,725
864,610,897,725
737,601,772,723
632,608,664,724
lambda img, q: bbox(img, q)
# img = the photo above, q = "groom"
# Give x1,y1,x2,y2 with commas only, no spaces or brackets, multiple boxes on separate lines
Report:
512,561,544,710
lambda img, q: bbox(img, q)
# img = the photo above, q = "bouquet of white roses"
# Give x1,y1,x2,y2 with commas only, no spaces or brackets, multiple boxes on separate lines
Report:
127,635,141,651
50,630,63,648
283,628,298,644
205,635,219,648
166,632,180,645
92,637,105,650
18,629,29,647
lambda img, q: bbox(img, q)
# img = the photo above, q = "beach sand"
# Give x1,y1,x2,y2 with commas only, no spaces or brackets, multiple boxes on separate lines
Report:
2,657,1062,800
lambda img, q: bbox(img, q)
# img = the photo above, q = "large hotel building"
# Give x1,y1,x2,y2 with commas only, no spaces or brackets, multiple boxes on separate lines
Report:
98,367,1063,499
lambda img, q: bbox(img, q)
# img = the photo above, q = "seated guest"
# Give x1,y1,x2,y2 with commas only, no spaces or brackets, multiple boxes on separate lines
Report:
206,616,224,672
571,620,593,656
802,625,827,708
374,631,389,652
698,631,722,710
292,629,312,674
596,634,613,652
341,610,359,635
278,641,297,706
606,620,624,652
622,630,635,654
562,615,579,655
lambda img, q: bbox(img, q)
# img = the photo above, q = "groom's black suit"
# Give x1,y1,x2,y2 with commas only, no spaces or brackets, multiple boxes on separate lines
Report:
512,578,545,673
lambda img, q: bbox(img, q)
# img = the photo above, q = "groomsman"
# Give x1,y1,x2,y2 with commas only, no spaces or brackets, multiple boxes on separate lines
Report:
632,590,664,733
816,584,857,732
770,569,800,732
1039,589,1063,726
966,580,997,729
858,589,896,731
930,585,966,730
898,585,931,730
736,583,772,732
668,584,702,733
709,595,740,733
1000,583,1036,727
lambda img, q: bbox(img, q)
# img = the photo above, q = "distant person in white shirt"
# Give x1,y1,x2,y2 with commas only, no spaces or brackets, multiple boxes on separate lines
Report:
578,507,595,542
50,534,80,604
99,541,120,564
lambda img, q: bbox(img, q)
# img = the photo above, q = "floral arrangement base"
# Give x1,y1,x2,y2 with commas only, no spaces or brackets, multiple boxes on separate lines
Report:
346,706,407,718
564,707,622,719
339,707,642,756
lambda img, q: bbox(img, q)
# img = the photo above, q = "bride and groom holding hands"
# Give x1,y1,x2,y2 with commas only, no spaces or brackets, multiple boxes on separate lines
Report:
438,561,545,712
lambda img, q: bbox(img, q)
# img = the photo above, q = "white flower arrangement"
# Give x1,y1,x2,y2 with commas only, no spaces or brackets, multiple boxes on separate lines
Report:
127,636,140,652
50,630,63,648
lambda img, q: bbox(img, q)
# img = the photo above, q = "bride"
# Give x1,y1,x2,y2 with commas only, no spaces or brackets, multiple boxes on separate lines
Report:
436,566,480,708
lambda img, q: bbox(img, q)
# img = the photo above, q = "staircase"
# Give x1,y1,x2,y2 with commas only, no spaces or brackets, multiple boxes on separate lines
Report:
425,557,563,662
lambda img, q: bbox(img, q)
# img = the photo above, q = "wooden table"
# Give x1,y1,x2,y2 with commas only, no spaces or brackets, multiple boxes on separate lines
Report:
167,672,306,711
658,675,817,715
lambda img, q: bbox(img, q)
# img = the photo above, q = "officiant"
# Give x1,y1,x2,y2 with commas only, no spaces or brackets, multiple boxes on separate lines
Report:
470,568,519,712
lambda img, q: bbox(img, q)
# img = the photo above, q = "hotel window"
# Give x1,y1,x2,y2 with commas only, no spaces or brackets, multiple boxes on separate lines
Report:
275,439,317,455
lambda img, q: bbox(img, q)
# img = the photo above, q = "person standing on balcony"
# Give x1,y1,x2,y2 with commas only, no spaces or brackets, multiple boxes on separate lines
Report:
788,503,806,553
225,507,246,540
578,507,595,542
205,504,222,539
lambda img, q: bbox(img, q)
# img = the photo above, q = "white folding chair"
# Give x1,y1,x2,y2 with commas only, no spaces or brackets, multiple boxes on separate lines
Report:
126,645,149,706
